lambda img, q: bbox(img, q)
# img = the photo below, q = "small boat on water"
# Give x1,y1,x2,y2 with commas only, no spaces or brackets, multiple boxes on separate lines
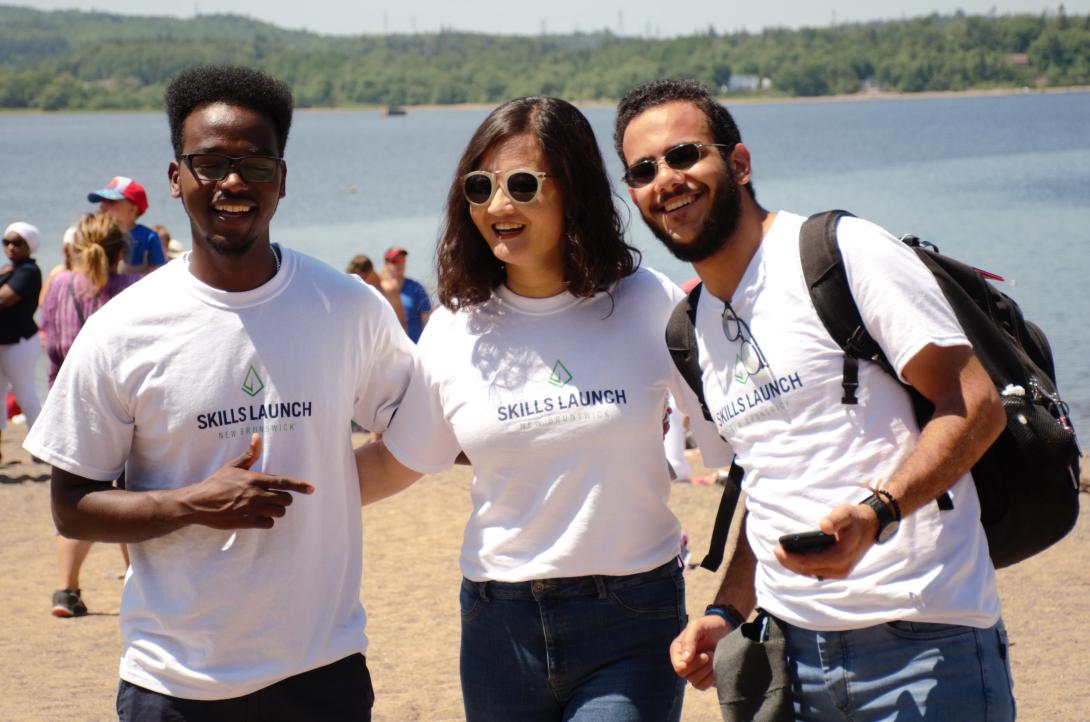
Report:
382,104,407,116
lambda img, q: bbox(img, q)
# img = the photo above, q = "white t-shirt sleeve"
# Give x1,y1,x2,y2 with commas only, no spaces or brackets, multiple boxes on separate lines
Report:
382,314,461,474
352,291,417,433
666,361,734,469
837,217,969,381
24,325,133,481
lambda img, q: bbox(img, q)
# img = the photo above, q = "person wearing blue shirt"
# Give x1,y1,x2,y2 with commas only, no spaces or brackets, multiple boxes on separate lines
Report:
383,247,431,342
88,176,167,275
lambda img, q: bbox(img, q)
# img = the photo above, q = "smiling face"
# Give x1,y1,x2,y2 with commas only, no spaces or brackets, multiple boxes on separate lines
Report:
623,101,746,263
469,133,566,296
168,102,286,261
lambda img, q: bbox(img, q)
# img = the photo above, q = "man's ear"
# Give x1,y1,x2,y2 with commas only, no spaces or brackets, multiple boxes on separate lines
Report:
279,161,287,199
729,143,752,185
168,161,181,199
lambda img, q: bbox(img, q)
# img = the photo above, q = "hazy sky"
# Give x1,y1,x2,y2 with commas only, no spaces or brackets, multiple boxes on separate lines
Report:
13,0,1090,36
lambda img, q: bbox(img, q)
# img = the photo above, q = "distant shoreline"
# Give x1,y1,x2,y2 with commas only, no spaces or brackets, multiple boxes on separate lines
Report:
3,85,1089,116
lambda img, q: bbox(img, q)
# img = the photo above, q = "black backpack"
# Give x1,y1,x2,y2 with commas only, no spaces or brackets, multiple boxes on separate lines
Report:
667,210,1081,570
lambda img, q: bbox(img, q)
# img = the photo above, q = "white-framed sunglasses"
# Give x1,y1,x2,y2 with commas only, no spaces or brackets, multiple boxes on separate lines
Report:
463,169,549,206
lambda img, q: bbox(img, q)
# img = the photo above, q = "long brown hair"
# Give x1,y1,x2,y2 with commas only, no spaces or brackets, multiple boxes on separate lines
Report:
436,96,639,310
72,212,125,295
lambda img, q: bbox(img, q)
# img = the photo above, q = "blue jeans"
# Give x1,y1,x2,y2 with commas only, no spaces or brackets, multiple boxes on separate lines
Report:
459,558,687,722
780,617,1015,721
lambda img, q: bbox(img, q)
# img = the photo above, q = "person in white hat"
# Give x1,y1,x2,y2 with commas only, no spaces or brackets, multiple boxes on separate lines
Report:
39,224,77,304
0,221,43,459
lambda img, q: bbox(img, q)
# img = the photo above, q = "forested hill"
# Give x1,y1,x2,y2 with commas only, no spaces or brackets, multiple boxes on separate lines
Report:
1,4,1088,110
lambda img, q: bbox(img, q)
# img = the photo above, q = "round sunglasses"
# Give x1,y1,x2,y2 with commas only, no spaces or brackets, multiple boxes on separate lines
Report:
463,169,549,206
622,142,734,188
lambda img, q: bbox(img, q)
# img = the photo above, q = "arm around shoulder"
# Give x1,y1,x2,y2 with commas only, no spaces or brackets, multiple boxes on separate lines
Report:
356,440,424,505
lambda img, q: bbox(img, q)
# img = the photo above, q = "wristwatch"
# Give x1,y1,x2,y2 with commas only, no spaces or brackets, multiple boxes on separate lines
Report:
860,493,900,543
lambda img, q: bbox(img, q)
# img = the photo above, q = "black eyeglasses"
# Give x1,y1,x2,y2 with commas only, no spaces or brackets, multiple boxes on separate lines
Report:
2,237,26,247
722,303,769,377
463,169,549,206
179,153,283,183
622,142,734,188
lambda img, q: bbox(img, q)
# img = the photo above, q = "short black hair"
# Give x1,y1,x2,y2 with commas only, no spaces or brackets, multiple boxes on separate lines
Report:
614,79,755,200
165,66,294,158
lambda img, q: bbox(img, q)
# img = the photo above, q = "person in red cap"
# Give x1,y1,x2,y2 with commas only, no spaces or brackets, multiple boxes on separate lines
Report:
382,246,431,342
88,176,167,275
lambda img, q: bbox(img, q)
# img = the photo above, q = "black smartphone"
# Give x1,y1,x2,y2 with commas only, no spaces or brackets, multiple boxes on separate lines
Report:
778,530,836,554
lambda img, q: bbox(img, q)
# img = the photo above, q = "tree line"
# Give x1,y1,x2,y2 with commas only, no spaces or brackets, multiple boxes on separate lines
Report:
1,5,1087,111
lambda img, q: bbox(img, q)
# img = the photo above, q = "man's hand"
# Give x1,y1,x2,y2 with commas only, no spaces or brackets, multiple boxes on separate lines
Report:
670,615,733,690
176,433,313,530
772,503,878,579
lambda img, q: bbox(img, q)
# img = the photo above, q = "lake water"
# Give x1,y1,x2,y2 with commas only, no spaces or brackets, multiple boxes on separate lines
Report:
2,91,1088,424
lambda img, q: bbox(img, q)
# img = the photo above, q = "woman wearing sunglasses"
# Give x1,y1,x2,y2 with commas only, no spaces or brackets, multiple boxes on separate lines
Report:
356,96,732,721
0,221,44,460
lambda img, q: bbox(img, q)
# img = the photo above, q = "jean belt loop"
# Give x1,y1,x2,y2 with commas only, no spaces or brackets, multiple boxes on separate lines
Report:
593,575,608,599
477,580,490,602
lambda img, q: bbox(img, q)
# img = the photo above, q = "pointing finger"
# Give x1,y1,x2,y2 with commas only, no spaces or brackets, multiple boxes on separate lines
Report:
256,476,314,495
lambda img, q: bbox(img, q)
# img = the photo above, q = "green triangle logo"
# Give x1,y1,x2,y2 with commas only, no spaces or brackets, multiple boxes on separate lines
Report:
549,360,573,387
242,365,265,397
733,354,751,385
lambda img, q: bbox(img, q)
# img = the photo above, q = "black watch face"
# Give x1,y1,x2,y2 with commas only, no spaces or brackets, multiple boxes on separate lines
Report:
877,519,900,543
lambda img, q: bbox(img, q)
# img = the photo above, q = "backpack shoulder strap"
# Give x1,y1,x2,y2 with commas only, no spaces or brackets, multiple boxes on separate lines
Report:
664,283,747,572
799,210,889,403
698,461,744,572
67,275,87,328
666,283,712,421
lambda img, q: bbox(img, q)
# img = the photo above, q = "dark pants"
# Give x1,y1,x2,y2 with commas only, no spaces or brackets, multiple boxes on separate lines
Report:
116,653,373,722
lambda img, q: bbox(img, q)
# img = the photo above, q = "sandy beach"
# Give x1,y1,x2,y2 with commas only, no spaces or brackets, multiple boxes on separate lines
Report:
1,422,1086,721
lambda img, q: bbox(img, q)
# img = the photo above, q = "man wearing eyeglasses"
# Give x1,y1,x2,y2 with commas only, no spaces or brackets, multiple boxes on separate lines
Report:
615,80,1014,720
87,175,167,275
26,66,413,720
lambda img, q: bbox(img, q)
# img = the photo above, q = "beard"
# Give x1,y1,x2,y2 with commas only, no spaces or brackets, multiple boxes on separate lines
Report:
642,169,742,263
203,233,257,257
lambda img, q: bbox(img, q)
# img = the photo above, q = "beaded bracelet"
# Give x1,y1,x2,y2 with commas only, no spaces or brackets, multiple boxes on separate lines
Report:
873,488,903,521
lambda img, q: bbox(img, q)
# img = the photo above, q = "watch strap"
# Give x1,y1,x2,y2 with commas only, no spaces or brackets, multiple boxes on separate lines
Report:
705,603,746,628
860,493,898,542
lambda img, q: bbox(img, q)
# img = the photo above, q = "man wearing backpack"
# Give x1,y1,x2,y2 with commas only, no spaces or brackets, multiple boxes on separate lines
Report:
615,79,1016,720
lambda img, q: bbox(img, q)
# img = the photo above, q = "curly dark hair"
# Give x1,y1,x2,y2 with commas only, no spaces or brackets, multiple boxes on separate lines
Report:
164,66,294,158
613,79,756,201
437,96,639,311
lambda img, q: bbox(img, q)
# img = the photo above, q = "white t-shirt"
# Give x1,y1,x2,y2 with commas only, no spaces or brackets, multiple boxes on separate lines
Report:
25,249,414,699
383,267,733,582
694,212,1000,631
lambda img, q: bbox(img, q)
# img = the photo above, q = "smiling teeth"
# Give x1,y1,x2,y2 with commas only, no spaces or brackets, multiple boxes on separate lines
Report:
494,223,524,231
664,196,696,212
214,203,251,213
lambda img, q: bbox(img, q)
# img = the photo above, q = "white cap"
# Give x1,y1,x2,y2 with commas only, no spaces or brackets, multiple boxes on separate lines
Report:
3,221,40,253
